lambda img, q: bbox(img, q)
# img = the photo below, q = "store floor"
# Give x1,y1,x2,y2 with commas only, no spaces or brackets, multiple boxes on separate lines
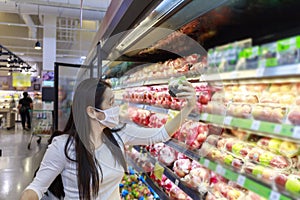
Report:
0,124,47,200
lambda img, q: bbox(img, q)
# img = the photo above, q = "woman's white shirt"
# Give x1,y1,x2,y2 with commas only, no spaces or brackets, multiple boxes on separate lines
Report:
25,124,170,199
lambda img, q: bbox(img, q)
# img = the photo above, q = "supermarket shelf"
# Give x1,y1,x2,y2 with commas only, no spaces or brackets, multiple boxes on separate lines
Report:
164,139,293,200
126,102,300,141
132,146,206,200
127,156,169,200
200,64,300,82
114,64,300,89
200,113,300,142
198,158,292,200
113,76,203,89
127,102,199,121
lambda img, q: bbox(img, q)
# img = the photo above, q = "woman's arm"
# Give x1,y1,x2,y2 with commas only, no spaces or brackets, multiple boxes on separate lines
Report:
19,136,66,200
20,189,38,200
164,80,196,137
119,80,196,146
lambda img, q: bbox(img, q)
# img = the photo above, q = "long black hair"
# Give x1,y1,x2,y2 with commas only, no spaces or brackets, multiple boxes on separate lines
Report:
46,79,127,200
64,78,127,200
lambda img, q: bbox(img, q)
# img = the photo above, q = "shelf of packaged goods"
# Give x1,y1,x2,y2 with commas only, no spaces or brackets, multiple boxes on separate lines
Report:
198,158,292,200
202,63,300,82
132,146,205,200
164,139,293,200
127,102,200,121
113,76,202,90
200,113,300,142
126,157,169,200
126,102,300,141
114,63,300,89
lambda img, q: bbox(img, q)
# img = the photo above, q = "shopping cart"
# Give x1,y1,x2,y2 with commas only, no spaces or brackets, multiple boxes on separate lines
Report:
27,110,53,149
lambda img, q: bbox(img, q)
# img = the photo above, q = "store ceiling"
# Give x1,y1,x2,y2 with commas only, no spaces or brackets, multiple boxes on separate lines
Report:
0,0,111,74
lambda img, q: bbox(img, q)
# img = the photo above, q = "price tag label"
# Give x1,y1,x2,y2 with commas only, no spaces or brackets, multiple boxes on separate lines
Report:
174,179,179,186
293,126,300,139
251,120,261,130
297,67,300,74
274,124,282,134
204,159,210,167
237,175,246,187
154,162,164,181
231,71,239,78
224,116,233,125
269,190,280,200
202,113,208,121
256,67,265,77
216,165,225,176
199,74,206,82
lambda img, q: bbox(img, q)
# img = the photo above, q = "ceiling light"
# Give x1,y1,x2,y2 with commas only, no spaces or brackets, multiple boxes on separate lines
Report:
6,63,10,67
81,56,87,59
7,72,11,76
35,41,42,50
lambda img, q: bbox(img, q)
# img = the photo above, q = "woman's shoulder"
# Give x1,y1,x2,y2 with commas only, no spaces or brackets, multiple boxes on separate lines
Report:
50,134,69,147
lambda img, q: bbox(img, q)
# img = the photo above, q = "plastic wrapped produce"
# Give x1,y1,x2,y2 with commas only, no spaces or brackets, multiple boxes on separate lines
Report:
232,93,259,104
178,120,208,150
203,102,227,115
257,137,299,158
181,167,211,188
248,147,291,169
243,162,277,184
251,104,286,123
226,103,252,118
158,146,177,166
149,143,165,157
211,182,246,200
223,154,245,171
173,159,192,178
220,138,254,157
275,173,300,196
168,76,187,97
288,106,300,125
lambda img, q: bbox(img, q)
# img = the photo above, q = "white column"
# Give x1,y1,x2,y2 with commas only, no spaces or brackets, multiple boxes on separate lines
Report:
43,15,56,71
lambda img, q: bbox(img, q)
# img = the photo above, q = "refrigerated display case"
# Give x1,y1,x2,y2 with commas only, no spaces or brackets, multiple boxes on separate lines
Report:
85,0,300,199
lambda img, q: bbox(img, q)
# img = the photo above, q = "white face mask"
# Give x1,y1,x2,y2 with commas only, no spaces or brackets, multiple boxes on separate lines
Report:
94,106,120,129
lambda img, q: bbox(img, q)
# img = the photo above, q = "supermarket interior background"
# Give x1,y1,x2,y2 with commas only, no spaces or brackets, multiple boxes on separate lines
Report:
1,0,300,199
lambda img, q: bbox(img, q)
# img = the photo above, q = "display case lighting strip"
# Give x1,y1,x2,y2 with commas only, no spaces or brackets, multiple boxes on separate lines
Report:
115,0,185,52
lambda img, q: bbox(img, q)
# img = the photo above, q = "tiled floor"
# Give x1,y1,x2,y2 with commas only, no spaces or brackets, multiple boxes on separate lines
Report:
0,124,47,200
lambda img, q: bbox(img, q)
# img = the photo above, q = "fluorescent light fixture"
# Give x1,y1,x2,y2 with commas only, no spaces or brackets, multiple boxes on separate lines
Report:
81,56,87,59
116,0,184,52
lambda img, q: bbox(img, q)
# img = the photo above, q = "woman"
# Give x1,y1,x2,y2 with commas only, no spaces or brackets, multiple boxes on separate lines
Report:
20,78,196,200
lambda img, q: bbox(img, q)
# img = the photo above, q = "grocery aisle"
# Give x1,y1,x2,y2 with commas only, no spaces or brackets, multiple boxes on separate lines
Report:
0,124,47,200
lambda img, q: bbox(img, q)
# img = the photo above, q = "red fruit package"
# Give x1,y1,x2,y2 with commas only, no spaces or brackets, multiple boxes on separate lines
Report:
158,146,177,166
173,159,192,178
179,120,208,150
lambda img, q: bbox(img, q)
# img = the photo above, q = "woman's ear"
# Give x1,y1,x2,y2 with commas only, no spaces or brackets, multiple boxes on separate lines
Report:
86,106,96,119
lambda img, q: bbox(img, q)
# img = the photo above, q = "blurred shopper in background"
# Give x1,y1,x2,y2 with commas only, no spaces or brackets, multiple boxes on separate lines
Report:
18,92,33,130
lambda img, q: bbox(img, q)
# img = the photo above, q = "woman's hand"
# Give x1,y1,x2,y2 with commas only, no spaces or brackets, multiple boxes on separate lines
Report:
164,80,196,136
175,80,196,110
